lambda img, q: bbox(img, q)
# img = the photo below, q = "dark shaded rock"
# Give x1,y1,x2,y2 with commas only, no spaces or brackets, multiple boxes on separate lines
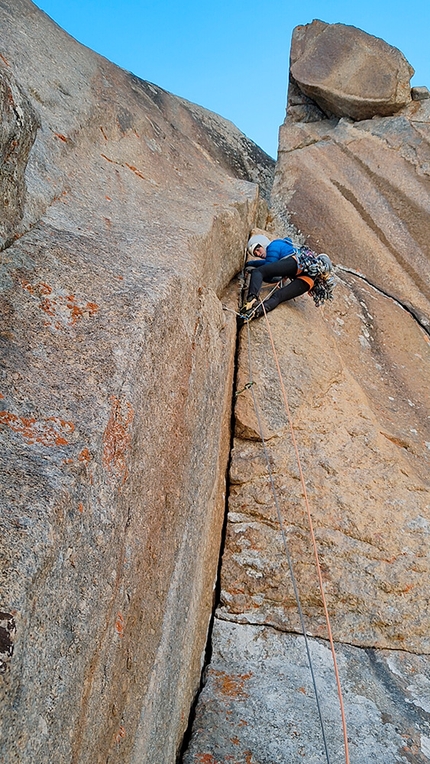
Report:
0,64,39,248
286,76,330,123
412,86,430,101
0,612,16,673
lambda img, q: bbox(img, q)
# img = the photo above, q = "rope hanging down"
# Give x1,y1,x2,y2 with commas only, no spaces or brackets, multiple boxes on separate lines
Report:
243,300,350,764
245,320,332,764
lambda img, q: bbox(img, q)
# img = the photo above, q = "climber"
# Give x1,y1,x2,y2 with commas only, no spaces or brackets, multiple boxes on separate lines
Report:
245,234,296,268
240,235,334,321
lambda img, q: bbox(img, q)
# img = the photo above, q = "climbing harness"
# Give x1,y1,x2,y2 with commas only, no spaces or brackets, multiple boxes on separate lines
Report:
242,304,350,764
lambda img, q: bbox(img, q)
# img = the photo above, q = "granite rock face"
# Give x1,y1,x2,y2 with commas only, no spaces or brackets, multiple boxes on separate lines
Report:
184,620,430,764
184,22,430,764
0,2,274,763
275,59,430,335
289,20,414,121
222,288,430,652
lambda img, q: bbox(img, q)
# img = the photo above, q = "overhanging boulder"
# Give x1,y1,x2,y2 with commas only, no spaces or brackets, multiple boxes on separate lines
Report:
290,20,414,120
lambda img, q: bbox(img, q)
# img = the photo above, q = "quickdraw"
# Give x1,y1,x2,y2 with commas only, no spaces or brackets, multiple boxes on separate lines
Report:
235,381,255,397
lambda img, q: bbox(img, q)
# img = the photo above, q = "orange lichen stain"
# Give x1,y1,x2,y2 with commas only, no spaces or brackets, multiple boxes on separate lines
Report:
78,503,84,513
230,737,240,746
124,163,146,179
102,396,134,485
54,133,68,142
0,411,74,446
78,448,92,463
212,670,253,698
115,612,124,637
298,686,307,695
101,153,115,164
105,195,112,201
114,725,126,744
238,719,248,727
0,53,10,66
228,586,245,596
195,755,218,764
21,279,99,329
0,393,4,399
65,295,99,326
21,279,35,295
100,126,108,141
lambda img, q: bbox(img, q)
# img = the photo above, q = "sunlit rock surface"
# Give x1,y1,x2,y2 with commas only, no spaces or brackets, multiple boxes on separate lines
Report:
184,21,430,764
0,2,275,763
221,282,430,651
289,20,414,121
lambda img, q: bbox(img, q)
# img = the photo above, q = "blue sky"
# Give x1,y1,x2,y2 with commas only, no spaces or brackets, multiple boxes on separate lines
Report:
35,0,430,158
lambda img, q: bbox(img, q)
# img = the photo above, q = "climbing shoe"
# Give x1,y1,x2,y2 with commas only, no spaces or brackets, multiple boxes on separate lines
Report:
240,295,258,315
237,302,264,327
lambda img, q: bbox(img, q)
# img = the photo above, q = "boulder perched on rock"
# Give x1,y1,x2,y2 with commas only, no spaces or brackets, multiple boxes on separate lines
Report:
289,20,414,120
183,22,430,764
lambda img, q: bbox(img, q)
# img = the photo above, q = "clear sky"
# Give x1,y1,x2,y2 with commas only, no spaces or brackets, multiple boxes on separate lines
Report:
34,0,430,158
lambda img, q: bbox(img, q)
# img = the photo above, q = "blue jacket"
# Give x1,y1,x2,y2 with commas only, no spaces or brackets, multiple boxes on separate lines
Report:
247,238,296,268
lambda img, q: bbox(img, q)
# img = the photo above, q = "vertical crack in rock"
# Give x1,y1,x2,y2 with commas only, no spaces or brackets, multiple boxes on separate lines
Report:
179,20,430,764
177,283,244,763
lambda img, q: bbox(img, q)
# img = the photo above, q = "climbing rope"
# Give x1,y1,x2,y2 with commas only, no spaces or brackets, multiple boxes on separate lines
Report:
245,319,332,764
242,301,350,764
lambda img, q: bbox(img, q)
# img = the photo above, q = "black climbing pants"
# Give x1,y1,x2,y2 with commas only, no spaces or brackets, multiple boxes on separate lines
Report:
248,256,311,311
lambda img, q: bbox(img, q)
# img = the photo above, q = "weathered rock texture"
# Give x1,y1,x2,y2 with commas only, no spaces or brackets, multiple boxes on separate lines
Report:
184,620,430,764
289,20,414,121
221,287,430,651
184,21,430,764
0,2,274,763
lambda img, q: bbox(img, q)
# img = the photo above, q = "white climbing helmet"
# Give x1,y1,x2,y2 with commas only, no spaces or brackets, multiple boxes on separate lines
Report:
247,234,270,256
317,254,332,274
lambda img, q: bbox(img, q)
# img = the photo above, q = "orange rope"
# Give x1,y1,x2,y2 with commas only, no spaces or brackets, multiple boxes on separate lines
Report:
260,302,350,764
